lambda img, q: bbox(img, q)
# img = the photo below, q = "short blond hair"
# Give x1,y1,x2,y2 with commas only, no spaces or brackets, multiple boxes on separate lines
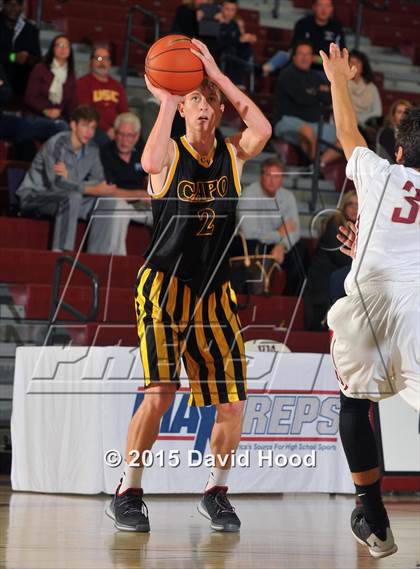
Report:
114,112,141,133
200,77,222,101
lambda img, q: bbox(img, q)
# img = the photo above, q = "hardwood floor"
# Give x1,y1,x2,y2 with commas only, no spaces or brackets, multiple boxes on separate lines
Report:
0,480,418,569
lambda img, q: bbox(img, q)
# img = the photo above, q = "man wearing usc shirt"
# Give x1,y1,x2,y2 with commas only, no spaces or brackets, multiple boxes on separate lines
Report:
76,45,128,146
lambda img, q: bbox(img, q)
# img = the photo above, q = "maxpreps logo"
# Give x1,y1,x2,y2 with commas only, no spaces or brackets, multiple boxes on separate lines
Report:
132,391,340,454
241,392,340,443
132,391,216,454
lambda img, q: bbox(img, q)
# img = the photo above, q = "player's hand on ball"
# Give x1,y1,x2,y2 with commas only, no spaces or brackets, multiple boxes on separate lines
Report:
144,74,183,105
190,38,223,82
337,221,357,259
320,43,357,83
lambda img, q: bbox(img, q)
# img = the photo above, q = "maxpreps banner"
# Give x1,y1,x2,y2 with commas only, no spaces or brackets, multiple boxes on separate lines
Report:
12,347,353,494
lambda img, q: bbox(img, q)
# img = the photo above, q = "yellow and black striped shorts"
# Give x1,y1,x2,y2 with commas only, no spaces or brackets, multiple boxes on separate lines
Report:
135,267,247,407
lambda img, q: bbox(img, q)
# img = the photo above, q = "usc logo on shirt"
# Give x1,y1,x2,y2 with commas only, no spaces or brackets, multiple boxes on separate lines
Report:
92,89,120,104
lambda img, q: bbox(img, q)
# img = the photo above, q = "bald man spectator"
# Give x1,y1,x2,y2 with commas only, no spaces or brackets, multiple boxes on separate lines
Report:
237,158,306,294
100,112,152,255
77,45,129,146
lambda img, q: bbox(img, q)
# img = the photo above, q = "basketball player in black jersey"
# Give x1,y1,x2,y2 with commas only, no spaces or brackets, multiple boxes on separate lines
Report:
106,38,272,533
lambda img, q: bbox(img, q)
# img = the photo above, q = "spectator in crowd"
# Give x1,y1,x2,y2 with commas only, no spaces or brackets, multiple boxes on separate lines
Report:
315,50,382,166
304,190,358,330
101,112,147,192
217,0,256,86
348,50,382,131
24,34,76,141
174,0,224,56
262,0,345,76
237,157,306,293
100,112,152,255
273,41,336,163
0,0,40,100
77,45,129,146
236,17,257,52
16,106,124,254
0,62,36,158
171,0,209,38
377,99,412,162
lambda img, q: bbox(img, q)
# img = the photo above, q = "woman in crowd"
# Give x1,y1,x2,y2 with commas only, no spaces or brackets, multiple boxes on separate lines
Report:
304,190,358,331
24,34,76,140
321,51,382,165
348,50,382,132
377,98,412,162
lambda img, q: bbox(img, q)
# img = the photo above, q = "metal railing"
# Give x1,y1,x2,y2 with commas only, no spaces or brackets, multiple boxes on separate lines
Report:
220,52,256,94
46,256,99,345
121,4,160,88
354,0,390,50
35,0,43,28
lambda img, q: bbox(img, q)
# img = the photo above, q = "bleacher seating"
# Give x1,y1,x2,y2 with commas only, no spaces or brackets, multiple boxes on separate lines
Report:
0,214,328,352
3,0,420,359
25,0,420,123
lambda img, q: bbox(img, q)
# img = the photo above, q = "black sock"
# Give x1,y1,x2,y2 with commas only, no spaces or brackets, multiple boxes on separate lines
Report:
355,479,389,537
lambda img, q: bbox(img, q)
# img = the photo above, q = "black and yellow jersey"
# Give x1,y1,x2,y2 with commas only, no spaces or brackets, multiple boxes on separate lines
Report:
144,132,241,296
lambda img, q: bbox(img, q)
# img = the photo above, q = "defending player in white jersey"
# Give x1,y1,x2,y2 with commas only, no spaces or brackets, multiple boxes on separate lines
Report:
320,43,420,559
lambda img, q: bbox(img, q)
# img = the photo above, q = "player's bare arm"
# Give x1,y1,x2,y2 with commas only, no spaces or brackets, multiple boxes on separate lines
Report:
141,76,183,192
191,38,272,165
320,44,367,160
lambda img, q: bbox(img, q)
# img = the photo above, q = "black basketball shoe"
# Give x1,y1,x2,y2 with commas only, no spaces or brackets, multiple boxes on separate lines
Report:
106,483,150,532
198,486,241,532
351,506,397,558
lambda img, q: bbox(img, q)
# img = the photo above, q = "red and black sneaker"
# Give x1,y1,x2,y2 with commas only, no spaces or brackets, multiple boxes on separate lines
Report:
106,483,150,532
198,486,240,532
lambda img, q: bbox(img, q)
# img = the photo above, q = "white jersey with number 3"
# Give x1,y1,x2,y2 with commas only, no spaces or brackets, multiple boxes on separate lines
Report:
327,147,420,410
344,147,420,294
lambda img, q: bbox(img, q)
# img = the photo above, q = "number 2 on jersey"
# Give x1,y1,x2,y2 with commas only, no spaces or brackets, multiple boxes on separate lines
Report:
197,208,215,236
391,181,420,224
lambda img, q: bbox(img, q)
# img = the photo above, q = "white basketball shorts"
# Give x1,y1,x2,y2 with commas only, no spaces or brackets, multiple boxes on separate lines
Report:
327,283,420,411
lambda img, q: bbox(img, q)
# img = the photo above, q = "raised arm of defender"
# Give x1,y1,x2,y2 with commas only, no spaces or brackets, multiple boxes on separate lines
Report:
320,43,367,160
190,38,272,161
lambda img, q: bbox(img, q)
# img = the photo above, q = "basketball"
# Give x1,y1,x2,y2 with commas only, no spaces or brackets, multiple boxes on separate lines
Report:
145,34,205,96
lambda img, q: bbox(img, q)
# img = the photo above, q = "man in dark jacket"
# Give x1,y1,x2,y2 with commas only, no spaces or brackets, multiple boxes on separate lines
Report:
263,0,345,75
293,0,345,71
100,112,152,255
0,63,37,160
0,0,40,99
216,0,255,85
273,41,336,161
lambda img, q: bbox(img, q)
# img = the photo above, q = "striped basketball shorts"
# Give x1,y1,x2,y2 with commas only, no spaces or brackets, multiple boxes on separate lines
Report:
134,267,247,407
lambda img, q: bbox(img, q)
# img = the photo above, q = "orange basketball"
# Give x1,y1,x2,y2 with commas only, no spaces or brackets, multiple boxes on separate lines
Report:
145,35,205,96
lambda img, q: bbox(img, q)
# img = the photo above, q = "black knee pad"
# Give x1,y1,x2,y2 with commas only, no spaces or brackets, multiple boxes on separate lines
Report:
339,393,379,473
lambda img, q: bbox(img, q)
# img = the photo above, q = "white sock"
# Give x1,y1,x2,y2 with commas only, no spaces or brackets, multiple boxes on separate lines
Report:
205,467,230,492
118,461,144,494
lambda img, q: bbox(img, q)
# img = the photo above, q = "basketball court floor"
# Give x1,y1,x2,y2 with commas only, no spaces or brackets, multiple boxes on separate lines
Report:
0,478,418,569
